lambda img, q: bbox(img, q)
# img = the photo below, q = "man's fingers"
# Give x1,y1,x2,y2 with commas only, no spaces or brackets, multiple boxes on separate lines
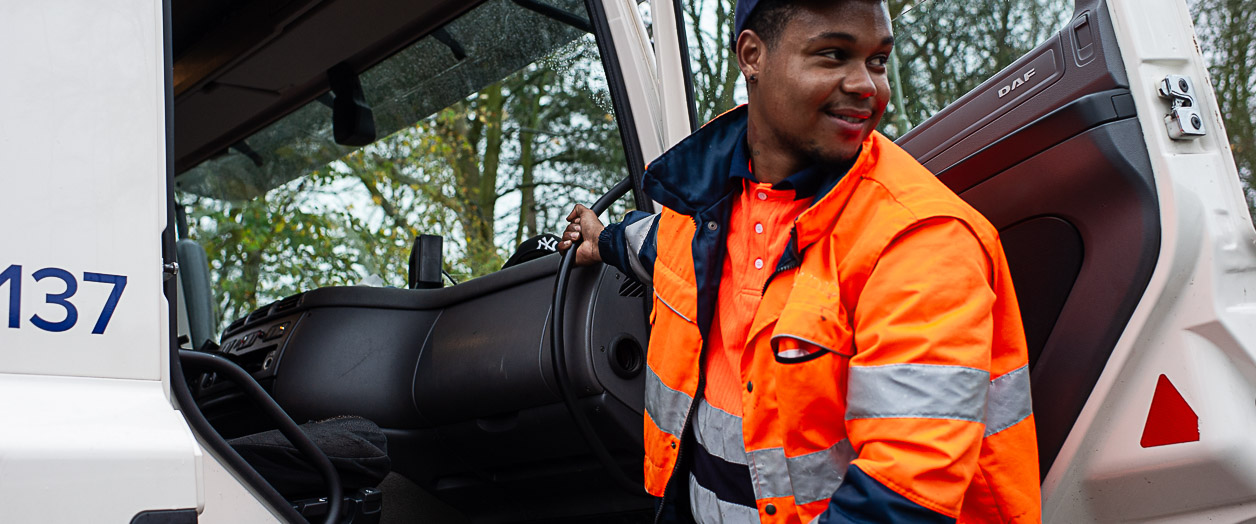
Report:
562,204,604,266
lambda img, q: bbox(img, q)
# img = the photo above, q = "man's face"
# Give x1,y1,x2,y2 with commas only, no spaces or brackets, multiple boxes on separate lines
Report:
744,1,894,166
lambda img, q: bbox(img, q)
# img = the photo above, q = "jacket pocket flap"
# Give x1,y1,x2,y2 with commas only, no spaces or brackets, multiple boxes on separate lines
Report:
771,272,853,362
652,260,697,324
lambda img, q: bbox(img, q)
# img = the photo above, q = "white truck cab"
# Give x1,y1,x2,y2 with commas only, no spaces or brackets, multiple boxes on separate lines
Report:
1,0,1253,522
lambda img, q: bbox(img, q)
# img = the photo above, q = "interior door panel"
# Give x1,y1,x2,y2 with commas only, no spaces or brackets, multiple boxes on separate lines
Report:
896,0,1160,476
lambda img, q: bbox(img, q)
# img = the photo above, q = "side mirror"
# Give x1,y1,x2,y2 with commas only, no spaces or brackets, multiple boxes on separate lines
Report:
408,235,444,289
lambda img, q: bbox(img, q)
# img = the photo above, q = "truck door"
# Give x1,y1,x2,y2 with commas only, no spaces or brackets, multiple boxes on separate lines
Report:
883,0,1256,520
0,0,204,521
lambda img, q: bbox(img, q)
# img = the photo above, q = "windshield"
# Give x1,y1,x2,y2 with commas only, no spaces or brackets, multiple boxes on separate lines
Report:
176,0,630,331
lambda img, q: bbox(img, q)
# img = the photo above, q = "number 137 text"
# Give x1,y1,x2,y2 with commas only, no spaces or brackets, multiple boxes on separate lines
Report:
0,264,128,335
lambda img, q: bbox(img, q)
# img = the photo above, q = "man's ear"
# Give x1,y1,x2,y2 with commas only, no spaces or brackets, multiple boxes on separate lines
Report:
737,30,765,81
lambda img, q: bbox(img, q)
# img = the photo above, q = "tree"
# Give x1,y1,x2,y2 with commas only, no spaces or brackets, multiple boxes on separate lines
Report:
329,36,628,281
683,0,742,122
184,179,368,326
183,27,629,331
1191,0,1256,217
880,0,1070,138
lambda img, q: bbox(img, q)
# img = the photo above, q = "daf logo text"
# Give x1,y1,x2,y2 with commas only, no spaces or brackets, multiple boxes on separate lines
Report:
998,68,1037,99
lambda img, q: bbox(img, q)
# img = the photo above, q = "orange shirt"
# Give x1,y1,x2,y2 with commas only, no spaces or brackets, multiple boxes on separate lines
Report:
702,179,810,418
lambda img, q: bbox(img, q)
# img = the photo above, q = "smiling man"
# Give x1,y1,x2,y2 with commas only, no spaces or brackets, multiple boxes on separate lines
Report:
560,0,1041,522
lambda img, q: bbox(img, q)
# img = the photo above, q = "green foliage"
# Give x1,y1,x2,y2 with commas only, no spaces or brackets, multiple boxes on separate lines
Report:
184,180,368,328
183,34,626,332
1191,0,1256,217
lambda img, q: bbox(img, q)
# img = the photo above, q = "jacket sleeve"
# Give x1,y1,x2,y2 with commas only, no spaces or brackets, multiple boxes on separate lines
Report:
818,217,994,523
597,210,660,284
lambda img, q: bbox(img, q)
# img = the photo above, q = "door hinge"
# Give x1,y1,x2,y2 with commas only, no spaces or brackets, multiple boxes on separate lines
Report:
1157,75,1206,140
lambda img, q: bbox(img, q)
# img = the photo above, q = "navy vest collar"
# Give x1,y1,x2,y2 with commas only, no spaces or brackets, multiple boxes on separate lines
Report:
642,106,750,216
643,105,852,212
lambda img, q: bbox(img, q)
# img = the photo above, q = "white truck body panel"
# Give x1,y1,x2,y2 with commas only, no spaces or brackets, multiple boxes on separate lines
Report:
0,0,207,520
1042,0,1256,521
646,0,698,151
197,447,284,523
602,0,695,164
0,0,169,381
0,375,199,521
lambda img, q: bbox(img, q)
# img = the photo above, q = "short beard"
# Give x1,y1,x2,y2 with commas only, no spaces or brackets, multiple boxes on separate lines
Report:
797,138,860,172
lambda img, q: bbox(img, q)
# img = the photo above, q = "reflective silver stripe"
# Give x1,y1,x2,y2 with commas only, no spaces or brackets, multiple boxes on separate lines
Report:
748,440,855,503
694,399,749,466
748,447,791,499
689,473,762,524
788,439,856,505
984,365,1032,437
645,367,691,438
654,289,694,324
623,214,658,284
846,364,990,422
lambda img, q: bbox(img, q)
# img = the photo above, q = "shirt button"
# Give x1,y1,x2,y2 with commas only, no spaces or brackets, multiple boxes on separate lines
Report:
757,191,767,200
765,503,777,515
747,381,754,393
754,258,764,269
706,221,718,231
754,223,764,234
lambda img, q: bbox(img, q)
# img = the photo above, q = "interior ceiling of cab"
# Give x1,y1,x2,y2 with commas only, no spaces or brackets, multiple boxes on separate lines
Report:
171,0,485,175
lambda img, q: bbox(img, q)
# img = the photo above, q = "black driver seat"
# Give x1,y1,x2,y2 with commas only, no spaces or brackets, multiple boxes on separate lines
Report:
229,415,391,523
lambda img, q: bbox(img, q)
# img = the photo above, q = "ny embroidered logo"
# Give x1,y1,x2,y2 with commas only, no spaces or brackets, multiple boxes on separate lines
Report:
537,237,558,251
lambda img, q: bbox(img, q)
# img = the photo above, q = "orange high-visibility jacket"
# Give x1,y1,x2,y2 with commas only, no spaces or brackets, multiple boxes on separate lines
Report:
600,107,1040,522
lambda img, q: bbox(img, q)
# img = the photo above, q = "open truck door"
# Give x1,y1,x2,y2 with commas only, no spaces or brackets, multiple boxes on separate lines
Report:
883,0,1256,521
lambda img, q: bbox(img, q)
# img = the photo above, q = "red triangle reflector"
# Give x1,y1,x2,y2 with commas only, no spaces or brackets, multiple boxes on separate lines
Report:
1140,374,1199,448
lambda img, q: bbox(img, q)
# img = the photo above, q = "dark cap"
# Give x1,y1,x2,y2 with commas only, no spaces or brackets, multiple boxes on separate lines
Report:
732,0,762,49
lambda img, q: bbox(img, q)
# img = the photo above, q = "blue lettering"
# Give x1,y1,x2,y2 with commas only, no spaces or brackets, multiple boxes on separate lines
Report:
83,273,126,335
1,265,129,334
30,267,78,333
0,264,19,328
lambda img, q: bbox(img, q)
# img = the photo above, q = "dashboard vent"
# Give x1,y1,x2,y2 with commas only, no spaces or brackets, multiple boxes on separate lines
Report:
226,316,246,333
224,293,303,337
274,293,302,312
618,279,646,298
245,304,272,324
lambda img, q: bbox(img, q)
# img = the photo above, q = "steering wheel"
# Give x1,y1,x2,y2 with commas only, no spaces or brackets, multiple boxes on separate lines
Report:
549,176,647,496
